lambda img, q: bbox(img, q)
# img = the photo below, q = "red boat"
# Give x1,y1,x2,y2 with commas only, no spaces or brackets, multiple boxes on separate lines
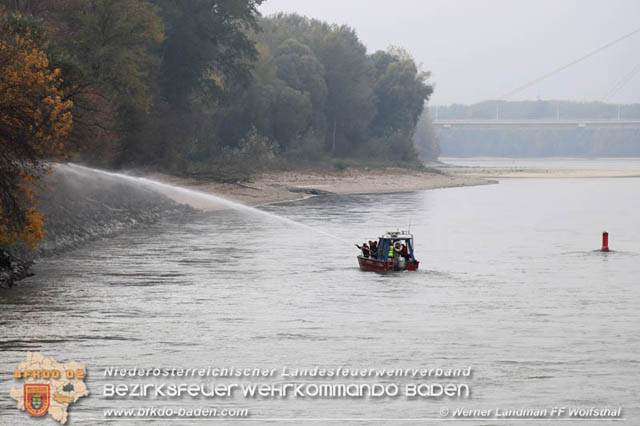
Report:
357,231,419,272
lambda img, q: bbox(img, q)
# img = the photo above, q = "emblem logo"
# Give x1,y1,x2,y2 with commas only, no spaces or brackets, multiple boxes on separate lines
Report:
24,384,50,416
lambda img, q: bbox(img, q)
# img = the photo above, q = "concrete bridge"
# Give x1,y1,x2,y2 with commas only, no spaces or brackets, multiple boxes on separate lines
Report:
433,119,640,129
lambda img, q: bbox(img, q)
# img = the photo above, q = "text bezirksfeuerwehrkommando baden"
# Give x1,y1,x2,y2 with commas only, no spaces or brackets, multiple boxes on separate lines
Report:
103,381,471,399
104,366,471,379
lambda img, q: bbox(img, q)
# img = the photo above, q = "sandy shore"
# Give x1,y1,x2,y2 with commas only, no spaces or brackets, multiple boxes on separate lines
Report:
440,166,640,178
146,168,493,209
437,158,640,178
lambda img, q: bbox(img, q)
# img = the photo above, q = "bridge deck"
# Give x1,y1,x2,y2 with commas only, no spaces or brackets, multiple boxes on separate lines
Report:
434,119,640,128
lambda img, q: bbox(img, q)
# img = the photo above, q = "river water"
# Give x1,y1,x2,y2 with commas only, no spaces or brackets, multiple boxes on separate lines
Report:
1,165,639,424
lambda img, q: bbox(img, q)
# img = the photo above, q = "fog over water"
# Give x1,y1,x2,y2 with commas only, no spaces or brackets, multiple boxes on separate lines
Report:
259,0,640,104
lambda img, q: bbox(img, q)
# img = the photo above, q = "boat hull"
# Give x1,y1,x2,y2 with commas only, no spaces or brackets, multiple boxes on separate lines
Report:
357,256,419,272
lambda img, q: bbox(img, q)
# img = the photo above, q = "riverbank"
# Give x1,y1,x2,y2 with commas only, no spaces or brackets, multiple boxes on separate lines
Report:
0,250,33,288
1,165,492,287
438,157,640,178
2,164,195,281
146,167,493,209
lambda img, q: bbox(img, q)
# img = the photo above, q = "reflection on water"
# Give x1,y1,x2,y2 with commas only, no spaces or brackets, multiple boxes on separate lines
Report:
1,177,639,423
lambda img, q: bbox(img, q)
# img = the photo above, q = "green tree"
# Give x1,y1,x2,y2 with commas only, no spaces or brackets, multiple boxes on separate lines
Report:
371,49,432,136
271,85,312,148
33,0,165,165
314,26,375,155
253,14,436,162
155,0,264,107
369,48,432,160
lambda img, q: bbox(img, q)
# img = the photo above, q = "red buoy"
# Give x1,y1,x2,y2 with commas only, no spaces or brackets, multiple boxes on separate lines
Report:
601,231,609,252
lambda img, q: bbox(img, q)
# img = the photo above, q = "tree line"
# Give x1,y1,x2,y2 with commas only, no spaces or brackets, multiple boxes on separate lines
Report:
0,0,436,248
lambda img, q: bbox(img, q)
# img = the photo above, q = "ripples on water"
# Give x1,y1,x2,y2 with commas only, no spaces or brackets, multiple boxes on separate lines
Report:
1,178,639,423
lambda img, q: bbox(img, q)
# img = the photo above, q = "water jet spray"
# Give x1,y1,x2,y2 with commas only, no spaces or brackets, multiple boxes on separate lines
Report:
61,163,349,243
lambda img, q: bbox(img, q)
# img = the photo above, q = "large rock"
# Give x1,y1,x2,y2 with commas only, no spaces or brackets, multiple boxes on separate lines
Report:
0,249,33,288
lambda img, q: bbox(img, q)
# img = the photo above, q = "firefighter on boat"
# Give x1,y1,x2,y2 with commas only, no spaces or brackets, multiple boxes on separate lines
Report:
356,231,419,272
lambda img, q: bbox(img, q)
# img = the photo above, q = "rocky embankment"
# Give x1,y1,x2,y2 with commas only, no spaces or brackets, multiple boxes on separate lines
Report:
0,249,33,288
1,164,193,288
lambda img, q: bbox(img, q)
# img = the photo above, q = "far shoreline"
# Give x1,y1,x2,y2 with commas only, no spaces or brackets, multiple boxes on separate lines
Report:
438,157,640,179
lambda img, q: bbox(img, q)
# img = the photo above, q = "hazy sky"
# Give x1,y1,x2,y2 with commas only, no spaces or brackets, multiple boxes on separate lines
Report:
258,0,640,105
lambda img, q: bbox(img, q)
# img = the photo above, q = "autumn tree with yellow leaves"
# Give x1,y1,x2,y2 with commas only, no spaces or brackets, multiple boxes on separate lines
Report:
0,11,72,248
